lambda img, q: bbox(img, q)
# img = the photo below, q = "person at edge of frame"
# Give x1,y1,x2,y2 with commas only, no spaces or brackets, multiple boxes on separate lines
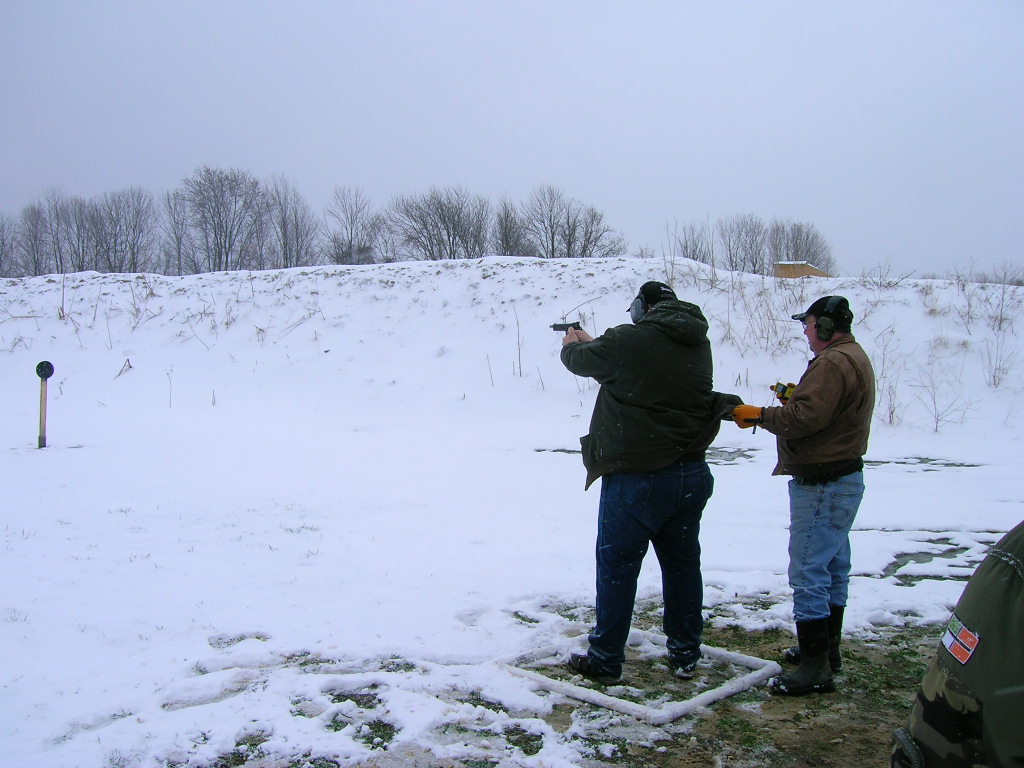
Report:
891,520,1024,768
731,295,876,696
558,280,741,683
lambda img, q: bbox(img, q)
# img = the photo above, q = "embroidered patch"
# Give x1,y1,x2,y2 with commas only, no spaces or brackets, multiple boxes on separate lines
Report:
942,613,980,664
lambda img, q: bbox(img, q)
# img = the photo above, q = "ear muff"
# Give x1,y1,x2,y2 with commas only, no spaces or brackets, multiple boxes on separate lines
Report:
629,295,647,324
815,316,835,341
814,296,843,341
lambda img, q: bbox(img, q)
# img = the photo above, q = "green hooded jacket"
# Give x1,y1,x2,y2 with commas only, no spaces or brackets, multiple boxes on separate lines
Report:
560,299,738,489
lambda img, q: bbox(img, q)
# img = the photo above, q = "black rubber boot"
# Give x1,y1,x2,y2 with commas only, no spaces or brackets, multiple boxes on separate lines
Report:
771,618,836,695
567,653,621,684
782,604,844,672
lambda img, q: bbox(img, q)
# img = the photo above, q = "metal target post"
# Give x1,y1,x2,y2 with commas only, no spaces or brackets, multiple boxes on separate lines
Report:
36,361,54,448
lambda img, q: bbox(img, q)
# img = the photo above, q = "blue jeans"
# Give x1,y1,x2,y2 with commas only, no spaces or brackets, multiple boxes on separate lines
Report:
787,472,865,622
588,460,713,675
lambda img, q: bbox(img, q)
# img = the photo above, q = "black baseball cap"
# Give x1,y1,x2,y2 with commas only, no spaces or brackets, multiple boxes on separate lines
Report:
792,295,853,331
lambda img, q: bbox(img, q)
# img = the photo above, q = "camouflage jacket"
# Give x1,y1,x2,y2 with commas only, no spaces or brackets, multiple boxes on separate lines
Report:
897,521,1024,767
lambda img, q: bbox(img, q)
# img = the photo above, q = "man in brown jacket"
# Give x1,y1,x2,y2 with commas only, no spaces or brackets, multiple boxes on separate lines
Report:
732,295,876,696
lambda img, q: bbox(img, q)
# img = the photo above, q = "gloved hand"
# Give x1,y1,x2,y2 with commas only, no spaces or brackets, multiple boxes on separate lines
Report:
770,382,796,404
731,405,763,429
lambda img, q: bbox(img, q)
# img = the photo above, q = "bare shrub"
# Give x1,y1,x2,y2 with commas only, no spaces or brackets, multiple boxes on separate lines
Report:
982,335,1018,388
872,326,905,426
772,276,813,319
984,280,1020,334
975,262,1024,287
724,278,803,357
916,283,945,316
909,350,975,432
952,281,983,334
860,260,913,297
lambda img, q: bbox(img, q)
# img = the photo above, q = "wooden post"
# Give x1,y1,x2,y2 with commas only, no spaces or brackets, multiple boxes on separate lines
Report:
38,378,48,448
36,361,54,449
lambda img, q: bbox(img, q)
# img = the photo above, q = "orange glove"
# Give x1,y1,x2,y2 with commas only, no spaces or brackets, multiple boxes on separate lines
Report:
731,405,763,429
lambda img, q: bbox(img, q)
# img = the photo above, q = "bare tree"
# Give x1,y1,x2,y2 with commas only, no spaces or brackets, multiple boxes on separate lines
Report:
265,175,320,269
44,191,71,274
89,187,158,272
0,213,15,277
491,197,537,257
575,205,627,259
459,191,491,259
41,190,96,273
119,187,159,272
387,186,491,260
767,219,789,267
523,185,567,259
522,185,627,259
369,213,401,263
325,186,378,265
715,217,739,272
786,221,835,274
558,196,584,259
16,202,51,276
735,214,769,275
59,196,95,273
181,166,264,272
88,197,120,272
160,189,197,276
669,220,716,265
240,191,271,271
387,192,437,260
766,218,836,274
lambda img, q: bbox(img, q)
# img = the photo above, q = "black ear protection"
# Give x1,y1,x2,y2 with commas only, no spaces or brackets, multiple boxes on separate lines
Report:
814,296,843,341
628,294,647,324
629,282,676,324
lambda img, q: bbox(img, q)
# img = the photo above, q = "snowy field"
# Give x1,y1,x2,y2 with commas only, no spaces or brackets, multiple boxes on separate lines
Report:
2,257,1021,767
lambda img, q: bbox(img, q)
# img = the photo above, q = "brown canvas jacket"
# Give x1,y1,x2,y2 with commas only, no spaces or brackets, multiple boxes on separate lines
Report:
759,335,875,479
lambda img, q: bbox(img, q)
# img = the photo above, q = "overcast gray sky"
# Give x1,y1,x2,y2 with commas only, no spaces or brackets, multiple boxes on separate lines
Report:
2,1,1021,277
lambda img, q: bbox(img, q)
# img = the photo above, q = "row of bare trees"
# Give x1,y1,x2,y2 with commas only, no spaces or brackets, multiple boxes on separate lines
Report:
0,168,633,278
0,167,840,279
4,187,160,277
668,213,836,276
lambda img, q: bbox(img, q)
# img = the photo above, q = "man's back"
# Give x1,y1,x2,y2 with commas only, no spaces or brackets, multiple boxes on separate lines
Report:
561,299,716,487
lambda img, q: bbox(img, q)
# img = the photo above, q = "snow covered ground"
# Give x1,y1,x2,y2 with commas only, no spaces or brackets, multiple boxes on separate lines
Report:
2,257,1021,767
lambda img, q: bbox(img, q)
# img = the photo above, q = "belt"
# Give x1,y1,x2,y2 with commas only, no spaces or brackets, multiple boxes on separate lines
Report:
793,471,855,486
791,458,864,485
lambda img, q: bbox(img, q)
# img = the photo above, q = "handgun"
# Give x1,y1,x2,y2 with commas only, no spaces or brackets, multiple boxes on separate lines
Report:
551,322,582,333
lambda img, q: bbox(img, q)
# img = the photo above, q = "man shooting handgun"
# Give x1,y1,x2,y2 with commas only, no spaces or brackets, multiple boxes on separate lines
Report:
557,281,740,684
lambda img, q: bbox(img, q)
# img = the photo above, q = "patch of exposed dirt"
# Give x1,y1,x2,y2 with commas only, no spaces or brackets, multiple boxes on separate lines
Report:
546,622,937,768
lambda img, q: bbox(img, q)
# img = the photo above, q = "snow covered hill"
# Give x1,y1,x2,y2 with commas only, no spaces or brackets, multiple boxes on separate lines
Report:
2,257,1021,767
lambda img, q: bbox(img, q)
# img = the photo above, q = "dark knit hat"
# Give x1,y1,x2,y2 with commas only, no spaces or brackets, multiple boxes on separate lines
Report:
638,281,677,307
